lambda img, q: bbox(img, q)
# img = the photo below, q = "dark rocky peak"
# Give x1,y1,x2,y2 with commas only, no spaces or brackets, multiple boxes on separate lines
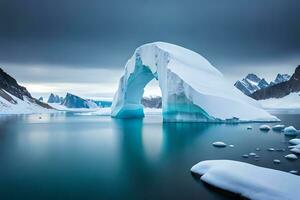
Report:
0,68,32,100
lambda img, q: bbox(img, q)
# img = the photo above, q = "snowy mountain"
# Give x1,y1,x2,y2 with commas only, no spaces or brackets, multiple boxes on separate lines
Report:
270,73,291,86
111,42,277,122
0,68,53,114
235,73,292,96
141,96,162,108
251,65,300,100
234,74,269,96
48,93,64,103
61,93,98,109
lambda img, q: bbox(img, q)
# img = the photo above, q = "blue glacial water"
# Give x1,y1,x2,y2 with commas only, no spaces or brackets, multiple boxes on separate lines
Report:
0,113,299,200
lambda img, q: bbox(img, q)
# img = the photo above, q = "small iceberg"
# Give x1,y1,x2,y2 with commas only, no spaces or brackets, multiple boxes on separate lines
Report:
284,126,299,136
290,148,300,154
249,152,256,156
242,154,249,158
212,141,227,147
272,124,285,132
259,125,271,131
229,144,234,148
191,160,300,200
273,159,281,164
289,138,300,145
256,148,260,151
268,148,275,151
285,154,298,160
289,170,298,174
247,126,252,130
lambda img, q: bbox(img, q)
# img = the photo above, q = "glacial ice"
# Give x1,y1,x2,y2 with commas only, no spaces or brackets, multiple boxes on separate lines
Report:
111,42,278,122
191,160,300,200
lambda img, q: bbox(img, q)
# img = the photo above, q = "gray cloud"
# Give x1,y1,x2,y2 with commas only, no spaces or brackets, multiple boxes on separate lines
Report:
0,0,299,80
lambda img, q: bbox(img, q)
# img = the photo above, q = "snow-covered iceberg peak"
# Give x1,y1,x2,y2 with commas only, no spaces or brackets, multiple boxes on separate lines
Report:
111,42,278,122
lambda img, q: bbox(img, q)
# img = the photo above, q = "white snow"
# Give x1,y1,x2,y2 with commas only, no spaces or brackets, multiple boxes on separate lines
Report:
285,154,298,160
289,139,300,145
259,125,271,131
111,42,278,122
0,90,55,115
212,141,227,147
191,160,300,200
284,126,299,136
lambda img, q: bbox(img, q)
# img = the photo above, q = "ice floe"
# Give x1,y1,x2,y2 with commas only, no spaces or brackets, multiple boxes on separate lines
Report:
212,141,227,147
272,124,285,132
284,126,299,136
285,154,298,160
259,125,271,131
191,160,300,200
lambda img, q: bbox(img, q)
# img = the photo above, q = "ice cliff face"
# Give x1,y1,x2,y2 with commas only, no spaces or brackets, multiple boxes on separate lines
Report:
111,42,278,122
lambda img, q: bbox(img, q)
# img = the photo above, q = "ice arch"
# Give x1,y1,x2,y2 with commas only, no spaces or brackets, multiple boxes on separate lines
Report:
111,42,278,122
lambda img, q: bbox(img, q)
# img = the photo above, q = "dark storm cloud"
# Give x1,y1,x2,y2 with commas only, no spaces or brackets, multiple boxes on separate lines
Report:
0,0,299,69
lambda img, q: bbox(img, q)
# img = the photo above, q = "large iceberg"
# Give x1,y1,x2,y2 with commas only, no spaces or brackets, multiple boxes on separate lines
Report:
111,42,278,122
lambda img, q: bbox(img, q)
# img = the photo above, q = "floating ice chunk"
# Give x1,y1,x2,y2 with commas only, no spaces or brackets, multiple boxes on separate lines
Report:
268,148,275,151
273,159,281,164
242,154,249,158
290,148,300,154
289,170,298,174
272,124,285,132
256,148,260,151
247,126,252,130
289,138,300,145
229,144,234,148
191,160,300,200
285,154,298,160
259,125,271,131
284,126,299,136
212,141,227,147
249,152,256,156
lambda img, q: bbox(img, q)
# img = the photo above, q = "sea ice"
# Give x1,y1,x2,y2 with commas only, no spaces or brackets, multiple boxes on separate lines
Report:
191,160,300,200
285,154,298,160
259,125,271,131
212,141,227,147
284,126,299,136
272,124,285,132
289,138,300,145
289,170,298,174
290,148,300,154
273,159,281,164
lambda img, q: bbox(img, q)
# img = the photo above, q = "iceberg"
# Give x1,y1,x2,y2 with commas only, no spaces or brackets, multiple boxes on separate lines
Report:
191,160,300,200
111,42,278,122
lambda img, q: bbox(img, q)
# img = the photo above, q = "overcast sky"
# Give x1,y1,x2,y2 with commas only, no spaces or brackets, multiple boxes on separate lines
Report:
0,0,299,99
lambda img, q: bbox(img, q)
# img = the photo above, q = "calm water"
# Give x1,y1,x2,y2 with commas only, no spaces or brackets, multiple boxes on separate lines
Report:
0,113,299,200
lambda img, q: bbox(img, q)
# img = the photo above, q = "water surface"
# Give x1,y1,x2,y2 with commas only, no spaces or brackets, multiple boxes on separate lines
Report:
0,113,299,200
